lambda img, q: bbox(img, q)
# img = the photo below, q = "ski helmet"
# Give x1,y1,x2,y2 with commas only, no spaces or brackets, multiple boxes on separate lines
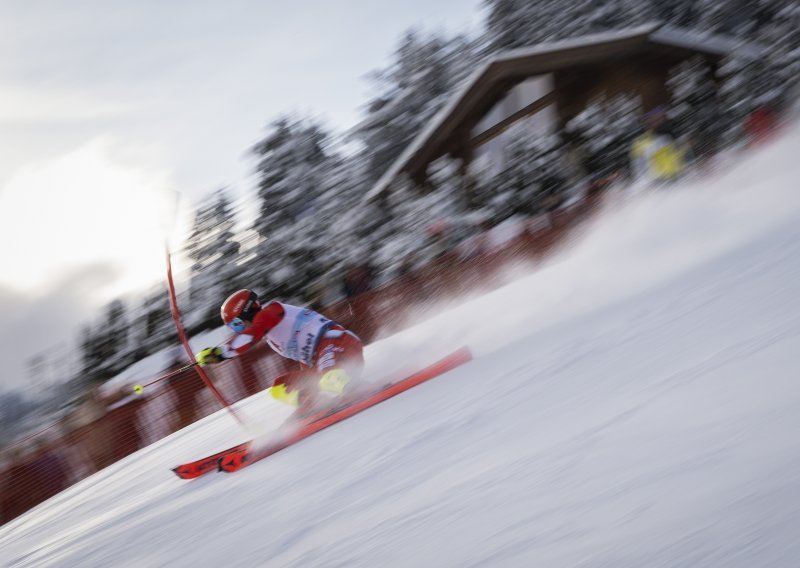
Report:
221,289,261,329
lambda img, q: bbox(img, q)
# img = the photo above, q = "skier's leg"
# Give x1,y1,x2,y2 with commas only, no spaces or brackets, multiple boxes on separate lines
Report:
272,370,320,412
316,331,364,395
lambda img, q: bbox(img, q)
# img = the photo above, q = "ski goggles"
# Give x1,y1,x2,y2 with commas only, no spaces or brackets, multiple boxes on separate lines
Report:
227,317,246,333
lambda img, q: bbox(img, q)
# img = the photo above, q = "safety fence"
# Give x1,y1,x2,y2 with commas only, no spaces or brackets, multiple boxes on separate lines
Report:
0,192,602,526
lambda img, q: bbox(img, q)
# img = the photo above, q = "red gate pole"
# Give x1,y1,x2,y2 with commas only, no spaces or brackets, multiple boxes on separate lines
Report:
164,244,248,429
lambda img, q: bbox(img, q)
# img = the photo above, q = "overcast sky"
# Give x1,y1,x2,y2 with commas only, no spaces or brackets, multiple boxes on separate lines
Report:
0,0,484,394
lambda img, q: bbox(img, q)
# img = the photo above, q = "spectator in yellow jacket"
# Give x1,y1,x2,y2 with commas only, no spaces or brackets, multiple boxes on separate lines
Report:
630,107,685,183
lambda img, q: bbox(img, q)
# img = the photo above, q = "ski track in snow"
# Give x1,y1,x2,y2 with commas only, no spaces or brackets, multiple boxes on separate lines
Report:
2,125,800,567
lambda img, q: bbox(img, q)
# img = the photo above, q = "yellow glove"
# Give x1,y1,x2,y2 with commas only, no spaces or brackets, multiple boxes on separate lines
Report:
195,347,223,367
318,369,351,395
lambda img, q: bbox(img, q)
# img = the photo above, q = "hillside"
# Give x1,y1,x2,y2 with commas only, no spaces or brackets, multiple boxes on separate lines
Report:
2,122,799,567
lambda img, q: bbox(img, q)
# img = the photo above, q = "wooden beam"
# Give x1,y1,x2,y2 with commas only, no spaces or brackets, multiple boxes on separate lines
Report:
406,75,518,173
469,90,557,148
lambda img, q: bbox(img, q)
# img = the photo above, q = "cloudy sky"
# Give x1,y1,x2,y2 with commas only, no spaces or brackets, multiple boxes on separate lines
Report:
0,0,484,394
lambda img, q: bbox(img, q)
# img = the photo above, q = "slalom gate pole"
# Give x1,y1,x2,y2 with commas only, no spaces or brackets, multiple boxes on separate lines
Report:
164,244,249,429
132,361,199,395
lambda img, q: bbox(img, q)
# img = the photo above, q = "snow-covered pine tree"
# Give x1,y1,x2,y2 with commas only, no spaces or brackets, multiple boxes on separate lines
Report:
487,125,566,220
564,94,642,180
483,0,533,52
252,117,330,234
248,116,348,304
184,188,242,331
750,1,800,109
651,0,697,28
482,0,654,54
303,155,374,293
78,299,131,384
353,29,478,186
370,157,467,280
129,285,176,358
667,56,722,161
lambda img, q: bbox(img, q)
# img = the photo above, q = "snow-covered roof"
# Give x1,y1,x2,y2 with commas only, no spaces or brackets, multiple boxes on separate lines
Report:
364,24,765,202
649,26,765,60
497,23,662,61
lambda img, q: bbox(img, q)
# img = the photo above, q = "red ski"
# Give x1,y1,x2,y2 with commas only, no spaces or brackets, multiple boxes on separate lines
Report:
172,347,472,479
218,346,472,473
172,406,333,479
172,441,252,479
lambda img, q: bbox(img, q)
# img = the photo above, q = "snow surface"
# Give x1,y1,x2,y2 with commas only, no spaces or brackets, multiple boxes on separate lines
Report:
3,123,800,567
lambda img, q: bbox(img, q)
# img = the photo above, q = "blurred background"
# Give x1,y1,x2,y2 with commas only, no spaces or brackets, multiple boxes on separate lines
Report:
1,0,797,525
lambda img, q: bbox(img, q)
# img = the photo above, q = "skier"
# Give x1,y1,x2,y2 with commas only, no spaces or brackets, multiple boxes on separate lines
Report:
195,289,364,411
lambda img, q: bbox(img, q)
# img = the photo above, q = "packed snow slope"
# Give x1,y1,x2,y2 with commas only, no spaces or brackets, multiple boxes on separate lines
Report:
3,124,800,567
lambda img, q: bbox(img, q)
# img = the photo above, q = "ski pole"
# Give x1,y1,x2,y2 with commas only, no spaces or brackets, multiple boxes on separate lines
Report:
132,361,199,395
131,331,237,395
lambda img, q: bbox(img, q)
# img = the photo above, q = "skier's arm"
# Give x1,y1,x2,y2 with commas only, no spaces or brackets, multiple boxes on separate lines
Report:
218,302,285,359
218,332,258,359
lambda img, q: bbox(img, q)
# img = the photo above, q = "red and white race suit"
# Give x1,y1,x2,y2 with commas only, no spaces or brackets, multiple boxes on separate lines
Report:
220,300,363,377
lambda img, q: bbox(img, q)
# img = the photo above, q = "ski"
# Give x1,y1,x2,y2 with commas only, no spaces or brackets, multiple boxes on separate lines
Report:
172,441,252,479
218,346,472,473
172,406,330,479
172,347,472,479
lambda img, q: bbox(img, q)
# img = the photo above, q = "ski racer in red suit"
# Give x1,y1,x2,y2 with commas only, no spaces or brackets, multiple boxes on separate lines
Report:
195,289,364,410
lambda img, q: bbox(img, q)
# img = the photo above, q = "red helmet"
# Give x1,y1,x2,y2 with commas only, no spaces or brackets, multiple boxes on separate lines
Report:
221,289,261,326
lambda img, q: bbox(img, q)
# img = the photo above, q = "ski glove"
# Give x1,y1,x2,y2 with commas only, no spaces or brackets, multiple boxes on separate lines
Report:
196,347,223,367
